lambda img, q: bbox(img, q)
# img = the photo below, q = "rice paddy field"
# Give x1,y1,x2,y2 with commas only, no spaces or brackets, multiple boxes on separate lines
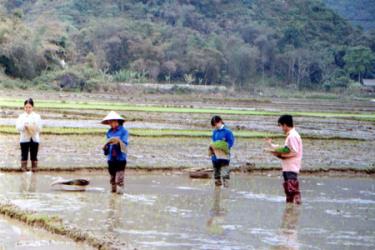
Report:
0,89,374,249
0,90,374,172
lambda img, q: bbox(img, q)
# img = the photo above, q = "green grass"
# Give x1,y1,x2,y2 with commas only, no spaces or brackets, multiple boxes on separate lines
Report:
0,126,104,135
0,125,279,138
1,98,374,121
0,125,365,140
131,129,280,138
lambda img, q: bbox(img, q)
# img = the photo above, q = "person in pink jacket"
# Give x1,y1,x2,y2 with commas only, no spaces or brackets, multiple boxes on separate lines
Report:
266,115,303,205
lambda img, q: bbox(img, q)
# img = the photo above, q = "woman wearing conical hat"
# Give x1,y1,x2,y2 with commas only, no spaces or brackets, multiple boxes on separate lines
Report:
102,111,129,194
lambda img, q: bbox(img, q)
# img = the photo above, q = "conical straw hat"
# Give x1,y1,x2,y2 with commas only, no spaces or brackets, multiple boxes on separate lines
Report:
101,111,125,124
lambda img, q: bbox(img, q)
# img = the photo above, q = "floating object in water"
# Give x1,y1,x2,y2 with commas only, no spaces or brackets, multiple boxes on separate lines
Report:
190,171,210,179
53,179,90,186
51,178,90,191
188,168,213,179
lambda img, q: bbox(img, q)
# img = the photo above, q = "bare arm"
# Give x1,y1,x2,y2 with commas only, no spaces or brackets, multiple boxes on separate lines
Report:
265,138,279,149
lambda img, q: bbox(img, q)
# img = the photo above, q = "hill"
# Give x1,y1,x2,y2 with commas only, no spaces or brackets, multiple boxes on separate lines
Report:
0,0,374,92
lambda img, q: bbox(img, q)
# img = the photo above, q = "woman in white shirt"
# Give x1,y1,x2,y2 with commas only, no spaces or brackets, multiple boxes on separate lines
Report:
16,98,42,172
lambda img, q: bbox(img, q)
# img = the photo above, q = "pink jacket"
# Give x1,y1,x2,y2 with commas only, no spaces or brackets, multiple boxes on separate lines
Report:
282,128,303,173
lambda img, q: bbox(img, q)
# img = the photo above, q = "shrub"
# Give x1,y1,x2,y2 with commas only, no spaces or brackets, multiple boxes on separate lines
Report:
113,69,136,82
332,76,350,88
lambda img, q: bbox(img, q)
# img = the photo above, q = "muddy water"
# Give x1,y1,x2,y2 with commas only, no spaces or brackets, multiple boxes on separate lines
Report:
0,173,374,249
1,134,374,170
0,214,91,249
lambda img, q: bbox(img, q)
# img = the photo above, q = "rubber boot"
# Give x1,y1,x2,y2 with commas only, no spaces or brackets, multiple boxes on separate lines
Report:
284,180,302,205
31,161,38,173
21,161,28,172
291,180,302,205
283,182,293,203
215,179,222,187
116,185,124,195
223,178,229,188
294,192,302,205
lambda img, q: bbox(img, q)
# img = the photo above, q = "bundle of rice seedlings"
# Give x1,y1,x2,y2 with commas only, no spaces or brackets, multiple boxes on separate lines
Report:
210,140,230,155
273,146,290,153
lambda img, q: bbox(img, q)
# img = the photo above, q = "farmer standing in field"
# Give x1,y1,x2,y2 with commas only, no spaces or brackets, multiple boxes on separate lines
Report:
209,116,235,187
102,111,129,194
16,98,42,172
266,115,303,205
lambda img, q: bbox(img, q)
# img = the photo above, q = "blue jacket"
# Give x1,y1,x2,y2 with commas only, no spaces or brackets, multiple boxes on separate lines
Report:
211,125,235,161
105,126,129,161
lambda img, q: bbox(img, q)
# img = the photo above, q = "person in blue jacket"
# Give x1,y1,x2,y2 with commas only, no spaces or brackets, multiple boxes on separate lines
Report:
102,111,129,194
210,115,235,187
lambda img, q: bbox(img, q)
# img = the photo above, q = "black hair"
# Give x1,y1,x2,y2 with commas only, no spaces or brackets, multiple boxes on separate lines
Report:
278,114,293,127
211,115,223,126
24,98,34,107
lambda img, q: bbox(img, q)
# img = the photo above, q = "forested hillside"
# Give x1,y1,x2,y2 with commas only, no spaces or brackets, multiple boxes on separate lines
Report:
0,0,374,92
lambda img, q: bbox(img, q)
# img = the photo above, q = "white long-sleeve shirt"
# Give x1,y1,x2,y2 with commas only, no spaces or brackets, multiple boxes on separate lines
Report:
16,112,42,143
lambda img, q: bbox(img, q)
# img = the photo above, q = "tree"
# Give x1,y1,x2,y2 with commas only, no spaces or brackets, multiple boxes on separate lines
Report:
344,46,375,83
226,43,260,88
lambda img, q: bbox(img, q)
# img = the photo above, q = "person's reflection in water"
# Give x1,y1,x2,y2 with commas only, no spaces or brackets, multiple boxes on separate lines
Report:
206,187,226,235
20,173,37,194
274,204,301,250
107,194,123,234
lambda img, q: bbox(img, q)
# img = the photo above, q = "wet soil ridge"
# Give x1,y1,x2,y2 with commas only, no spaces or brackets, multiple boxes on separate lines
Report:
237,164,375,176
0,202,129,250
0,165,374,176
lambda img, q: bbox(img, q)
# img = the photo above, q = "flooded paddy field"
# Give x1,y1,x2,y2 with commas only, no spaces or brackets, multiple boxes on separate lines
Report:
1,113,374,140
2,90,375,113
1,93,375,141
0,172,374,249
0,134,374,171
0,91,374,249
0,92,374,172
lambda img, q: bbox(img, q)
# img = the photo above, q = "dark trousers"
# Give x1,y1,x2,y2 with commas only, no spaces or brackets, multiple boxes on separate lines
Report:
213,159,230,180
282,171,301,204
108,160,126,187
283,171,298,181
20,140,39,161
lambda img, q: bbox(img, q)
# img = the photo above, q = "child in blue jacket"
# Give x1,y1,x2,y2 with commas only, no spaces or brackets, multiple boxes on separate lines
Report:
210,116,235,187
102,111,129,194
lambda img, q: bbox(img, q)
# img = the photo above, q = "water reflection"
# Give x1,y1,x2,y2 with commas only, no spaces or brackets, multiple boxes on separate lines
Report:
206,187,226,235
274,204,301,250
20,173,37,193
107,194,123,234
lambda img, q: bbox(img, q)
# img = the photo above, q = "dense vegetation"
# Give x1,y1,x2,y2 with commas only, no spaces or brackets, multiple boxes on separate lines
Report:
0,0,374,92
323,0,375,31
